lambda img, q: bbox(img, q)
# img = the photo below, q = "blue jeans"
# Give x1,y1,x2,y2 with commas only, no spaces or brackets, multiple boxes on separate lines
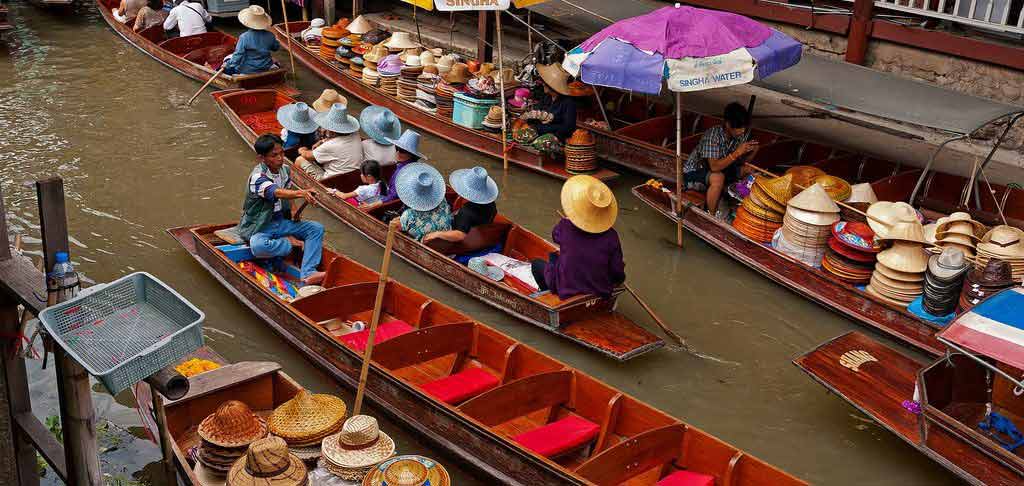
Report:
250,218,324,279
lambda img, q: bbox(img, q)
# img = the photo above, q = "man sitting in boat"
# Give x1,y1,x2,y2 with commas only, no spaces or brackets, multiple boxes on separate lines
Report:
682,102,760,217
528,63,577,143
296,103,364,180
222,6,280,75
240,134,325,285
132,0,168,32
163,0,211,37
380,130,426,204
531,175,625,300
112,0,145,23
422,167,498,245
359,105,401,166
276,102,319,151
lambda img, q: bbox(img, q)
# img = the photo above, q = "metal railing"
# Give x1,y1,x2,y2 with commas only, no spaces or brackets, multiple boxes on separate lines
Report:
837,0,1024,34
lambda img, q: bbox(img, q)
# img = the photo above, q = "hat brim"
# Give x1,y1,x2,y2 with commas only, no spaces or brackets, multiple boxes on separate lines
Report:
560,176,617,234
239,12,273,30
315,112,361,134
276,105,320,134
449,169,498,204
321,431,396,469
227,452,307,486
385,137,427,160
359,106,402,145
395,163,446,211
537,64,572,96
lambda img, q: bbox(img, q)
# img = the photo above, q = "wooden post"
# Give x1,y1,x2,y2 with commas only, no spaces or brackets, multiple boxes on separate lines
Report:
477,10,494,64
150,393,175,479
37,178,103,486
352,221,398,416
846,0,874,65
674,92,684,248
1,301,38,486
496,10,508,171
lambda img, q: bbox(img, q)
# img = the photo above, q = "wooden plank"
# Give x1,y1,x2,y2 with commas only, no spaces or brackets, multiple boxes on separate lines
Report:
12,412,67,480
1,302,40,486
575,424,685,485
35,177,68,272
372,322,475,370
0,187,10,260
168,361,282,405
458,370,572,426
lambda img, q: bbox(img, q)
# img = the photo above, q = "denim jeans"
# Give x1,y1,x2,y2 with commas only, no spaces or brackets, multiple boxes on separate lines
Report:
249,218,324,279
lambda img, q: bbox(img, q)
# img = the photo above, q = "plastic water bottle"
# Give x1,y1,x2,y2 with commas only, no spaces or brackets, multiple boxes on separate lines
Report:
49,251,80,302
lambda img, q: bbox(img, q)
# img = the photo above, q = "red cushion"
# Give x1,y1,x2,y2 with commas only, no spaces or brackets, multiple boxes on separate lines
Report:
512,415,600,457
658,471,715,486
420,367,500,404
339,320,414,352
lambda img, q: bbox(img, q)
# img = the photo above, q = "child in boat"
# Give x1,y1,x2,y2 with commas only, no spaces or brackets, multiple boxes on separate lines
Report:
531,175,625,300
276,102,319,151
222,6,280,76
422,166,498,245
330,160,386,207
682,102,760,217
395,163,452,242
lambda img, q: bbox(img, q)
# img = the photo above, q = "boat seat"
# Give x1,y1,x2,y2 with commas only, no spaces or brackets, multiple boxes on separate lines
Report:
420,367,500,405
215,227,245,245
512,415,600,458
657,471,715,486
339,320,415,352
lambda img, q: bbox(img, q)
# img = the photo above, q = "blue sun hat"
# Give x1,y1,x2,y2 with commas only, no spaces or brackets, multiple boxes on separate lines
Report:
359,106,402,145
396,163,445,211
387,129,428,160
276,102,319,134
314,103,360,134
449,166,498,204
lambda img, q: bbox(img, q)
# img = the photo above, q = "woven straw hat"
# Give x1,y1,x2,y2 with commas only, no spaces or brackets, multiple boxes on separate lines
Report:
923,223,938,245
811,175,852,201
749,184,786,213
385,32,419,50
362,456,451,486
847,183,878,204
561,175,617,234
269,390,347,444
753,174,795,206
871,272,924,293
935,212,985,237
787,183,839,214
877,221,926,244
784,166,826,187
866,201,918,239
876,241,928,274
874,259,925,282
786,206,840,227
978,225,1024,257
937,231,975,248
347,15,373,34
193,462,227,486
383,458,428,486
313,89,347,112
238,5,272,30
198,401,268,448
741,197,783,223
227,436,307,486
537,63,571,96
322,415,395,470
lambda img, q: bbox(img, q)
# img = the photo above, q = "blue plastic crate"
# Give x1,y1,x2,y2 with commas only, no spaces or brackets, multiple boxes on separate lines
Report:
453,93,498,129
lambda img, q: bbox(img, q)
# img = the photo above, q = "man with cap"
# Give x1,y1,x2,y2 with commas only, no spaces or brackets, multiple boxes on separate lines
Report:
423,166,498,245
380,129,426,204
297,103,364,180
239,134,325,285
683,102,760,217
223,6,279,75
276,102,319,151
359,105,401,166
531,175,625,299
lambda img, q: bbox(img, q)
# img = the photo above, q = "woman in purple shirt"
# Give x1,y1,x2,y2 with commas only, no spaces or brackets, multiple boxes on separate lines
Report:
381,129,426,203
531,175,625,300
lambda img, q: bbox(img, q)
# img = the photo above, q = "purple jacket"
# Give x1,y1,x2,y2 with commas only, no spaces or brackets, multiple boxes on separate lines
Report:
544,218,625,299
381,161,410,203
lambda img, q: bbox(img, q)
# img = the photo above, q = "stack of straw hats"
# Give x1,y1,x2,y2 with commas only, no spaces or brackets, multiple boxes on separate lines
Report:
320,27,346,61
378,54,402,96
481,106,504,132
959,258,1016,312
734,174,793,243
822,221,878,284
564,129,596,174
362,44,388,87
434,80,456,119
268,390,348,462
784,165,825,187
811,174,852,202
227,436,308,486
196,401,269,475
398,56,422,103
866,221,929,308
866,201,920,239
772,183,841,267
414,69,439,113
934,212,986,257
321,415,395,481
841,183,878,223
976,225,1024,282
922,247,970,316
362,455,452,486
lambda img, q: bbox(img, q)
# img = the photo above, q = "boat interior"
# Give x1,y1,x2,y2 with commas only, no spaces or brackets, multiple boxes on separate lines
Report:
186,223,802,485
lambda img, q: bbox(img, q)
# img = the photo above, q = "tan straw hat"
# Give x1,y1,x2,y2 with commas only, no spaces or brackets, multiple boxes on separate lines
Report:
811,174,852,201
442,62,471,84
193,462,227,486
383,458,429,486
935,212,985,237
269,390,348,444
227,436,307,486
561,175,618,234
876,241,928,274
866,201,918,239
198,401,268,449
787,183,839,214
313,89,347,112
978,225,1024,256
874,259,925,282
322,415,395,470
537,63,571,96
936,232,976,248
362,456,451,486
786,206,839,227
754,174,796,206
784,166,825,187
385,32,419,50
877,221,926,244
347,15,373,34
238,5,272,30
847,183,879,204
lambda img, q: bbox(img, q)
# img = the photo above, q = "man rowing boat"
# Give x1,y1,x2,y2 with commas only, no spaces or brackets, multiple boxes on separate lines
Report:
682,102,760,217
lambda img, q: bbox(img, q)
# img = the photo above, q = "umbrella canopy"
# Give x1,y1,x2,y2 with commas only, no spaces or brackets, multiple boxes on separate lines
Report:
562,5,802,95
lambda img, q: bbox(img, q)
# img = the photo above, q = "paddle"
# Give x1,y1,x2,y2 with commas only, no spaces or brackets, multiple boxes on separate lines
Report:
186,65,227,107
353,218,399,416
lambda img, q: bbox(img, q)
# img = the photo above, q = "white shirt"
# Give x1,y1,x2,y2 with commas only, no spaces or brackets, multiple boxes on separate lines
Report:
163,1,212,37
361,139,397,166
313,133,364,178
354,183,382,205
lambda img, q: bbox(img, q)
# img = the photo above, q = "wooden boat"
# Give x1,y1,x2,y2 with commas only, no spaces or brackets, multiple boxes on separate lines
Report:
211,88,664,361
0,5,11,34
169,222,807,486
795,289,1024,485
269,21,618,182
96,0,288,90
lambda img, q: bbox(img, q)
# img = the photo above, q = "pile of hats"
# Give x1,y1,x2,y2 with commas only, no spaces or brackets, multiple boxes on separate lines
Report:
363,455,451,486
398,56,422,103
319,27,346,61
378,54,402,96
922,247,970,316
772,184,841,267
867,220,929,308
932,212,986,257
960,258,1016,312
734,174,793,243
564,129,596,174
226,436,308,486
442,62,471,86
349,43,369,78
467,74,500,99
841,183,878,223
320,415,395,481
811,174,852,202
976,224,1024,282
194,400,268,476
361,44,388,87
481,105,504,132
268,390,347,463
414,68,440,113
434,80,457,119
784,165,825,187
822,221,878,284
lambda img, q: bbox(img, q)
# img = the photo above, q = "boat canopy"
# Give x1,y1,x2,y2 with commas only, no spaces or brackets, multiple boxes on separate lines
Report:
939,287,1024,371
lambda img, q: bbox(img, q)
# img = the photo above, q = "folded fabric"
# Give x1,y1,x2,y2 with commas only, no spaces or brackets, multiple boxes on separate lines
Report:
482,253,538,290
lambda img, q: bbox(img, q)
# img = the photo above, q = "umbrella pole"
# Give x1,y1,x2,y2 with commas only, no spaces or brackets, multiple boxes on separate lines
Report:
675,92,684,248
497,10,508,171
280,0,298,83
353,220,399,416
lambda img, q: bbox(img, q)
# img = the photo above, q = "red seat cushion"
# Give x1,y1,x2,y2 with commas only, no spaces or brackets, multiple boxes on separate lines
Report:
420,367,500,405
339,320,414,352
658,471,715,486
512,415,600,457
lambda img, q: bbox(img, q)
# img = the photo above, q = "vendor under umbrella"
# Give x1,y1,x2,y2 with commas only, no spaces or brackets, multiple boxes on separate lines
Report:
530,63,578,143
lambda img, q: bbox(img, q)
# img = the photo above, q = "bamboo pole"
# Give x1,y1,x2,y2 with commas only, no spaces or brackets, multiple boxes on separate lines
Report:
352,220,399,416
675,92,684,248
280,0,299,83
496,10,508,171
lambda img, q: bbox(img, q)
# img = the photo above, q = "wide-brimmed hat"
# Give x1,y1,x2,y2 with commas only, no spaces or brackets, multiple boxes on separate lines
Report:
347,15,372,34
268,390,348,445
978,225,1024,257
227,436,307,486
867,201,919,239
786,206,839,227
450,166,498,204
385,32,419,49
442,63,470,84
935,212,986,237
198,401,268,448
928,247,969,280
968,258,1015,287
386,129,426,159
783,166,826,188
877,221,926,244
847,183,879,204
313,89,347,112
238,5,272,30
322,415,396,469
359,106,402,145
787,183,839,213
436,54,455,73
876,241,928,274
396,163,445,211
363,456,451,486
364,44,389,63
831,221,879,253
936,232,976,249
754,174,795,206
315,103,360,134
384,458,428,486
811,174,852,201
537,63,571,96
561,175,617,234
419,50,436,67
276,102,319,135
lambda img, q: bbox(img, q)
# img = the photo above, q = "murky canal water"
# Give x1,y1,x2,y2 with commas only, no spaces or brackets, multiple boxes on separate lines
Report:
1,3,962,484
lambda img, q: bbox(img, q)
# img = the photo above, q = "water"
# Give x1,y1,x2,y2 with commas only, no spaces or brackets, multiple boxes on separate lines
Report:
0,3,961,484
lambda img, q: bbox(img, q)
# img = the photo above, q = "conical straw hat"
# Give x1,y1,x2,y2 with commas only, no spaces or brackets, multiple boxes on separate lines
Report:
848,183,878,204
753,174,795,205
748,185,786,213
269,390,347,443
198,401,268,448
560,175,617,233
786,206,840,227
784,166,826,187
741,197,784,222
866,201,918,239
383,458,429,486
876,221,926,244
874,259,925,282
876,241,928,274
347,15,373,34
811,175,852,201
787,183,840,214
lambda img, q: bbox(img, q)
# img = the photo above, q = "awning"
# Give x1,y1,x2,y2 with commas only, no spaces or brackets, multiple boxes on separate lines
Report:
939,287,1024,371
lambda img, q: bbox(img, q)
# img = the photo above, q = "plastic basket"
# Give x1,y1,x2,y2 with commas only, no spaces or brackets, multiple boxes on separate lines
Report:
453,93,498,129
38,272,204,395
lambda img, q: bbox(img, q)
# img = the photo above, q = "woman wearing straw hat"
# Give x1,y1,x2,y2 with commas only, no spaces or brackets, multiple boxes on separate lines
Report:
223,6,280,75
380,129,427,204
531,175,625,299
359,105,402,166
297,103,364,180
395,163,452,241
530,63,579,143
423,167,498,245
276,102,319,151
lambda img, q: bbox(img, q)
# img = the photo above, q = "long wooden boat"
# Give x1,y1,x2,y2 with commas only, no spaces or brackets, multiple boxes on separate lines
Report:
169,222,807,486
270,21,618,182
211,88,664,361
96,0,288,90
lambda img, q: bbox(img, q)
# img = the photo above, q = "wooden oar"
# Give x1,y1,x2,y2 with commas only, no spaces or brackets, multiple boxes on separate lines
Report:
353,219,399,416
743,163,891,228
187,65,227,107
625,284,685,346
